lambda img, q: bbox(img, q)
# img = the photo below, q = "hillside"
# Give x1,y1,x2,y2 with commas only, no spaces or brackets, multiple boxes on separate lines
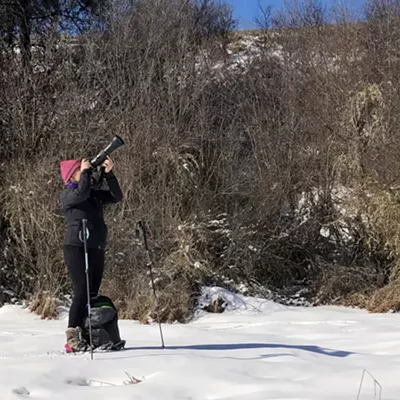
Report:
2,0,400,320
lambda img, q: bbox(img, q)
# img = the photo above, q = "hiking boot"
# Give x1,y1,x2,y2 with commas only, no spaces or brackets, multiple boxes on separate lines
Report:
65,327,88,352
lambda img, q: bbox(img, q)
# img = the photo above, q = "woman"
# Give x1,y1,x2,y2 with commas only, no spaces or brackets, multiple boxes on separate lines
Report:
59,156,122,351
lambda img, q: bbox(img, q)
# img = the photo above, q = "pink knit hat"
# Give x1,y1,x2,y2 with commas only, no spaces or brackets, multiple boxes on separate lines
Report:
60,160,81,183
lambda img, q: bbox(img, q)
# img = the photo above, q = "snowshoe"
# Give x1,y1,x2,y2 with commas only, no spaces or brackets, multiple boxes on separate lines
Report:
112,340,126,351
65,340,126,354
92,339,126,352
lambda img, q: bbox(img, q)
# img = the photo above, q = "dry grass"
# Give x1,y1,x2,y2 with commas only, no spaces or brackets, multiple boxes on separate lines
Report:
368,280,400,313
29,291,61,320
106,272,195,323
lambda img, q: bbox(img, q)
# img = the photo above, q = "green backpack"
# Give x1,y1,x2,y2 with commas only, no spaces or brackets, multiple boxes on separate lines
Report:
82,295,125,351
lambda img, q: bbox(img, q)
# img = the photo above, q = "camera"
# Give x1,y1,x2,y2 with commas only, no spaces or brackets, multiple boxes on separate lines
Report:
90,135,124,188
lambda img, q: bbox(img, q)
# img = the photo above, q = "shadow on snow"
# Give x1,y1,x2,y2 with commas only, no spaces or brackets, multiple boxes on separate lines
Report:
123,343,353,358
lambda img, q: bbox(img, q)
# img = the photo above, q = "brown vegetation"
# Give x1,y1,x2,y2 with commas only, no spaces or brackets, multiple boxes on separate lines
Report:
2,0,400,320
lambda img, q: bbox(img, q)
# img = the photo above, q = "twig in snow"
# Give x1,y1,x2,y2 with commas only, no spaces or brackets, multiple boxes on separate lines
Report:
123,372,142,385
356,369,382,400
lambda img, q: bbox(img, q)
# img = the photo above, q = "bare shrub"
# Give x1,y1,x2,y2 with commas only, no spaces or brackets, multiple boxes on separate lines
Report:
315,263,378,306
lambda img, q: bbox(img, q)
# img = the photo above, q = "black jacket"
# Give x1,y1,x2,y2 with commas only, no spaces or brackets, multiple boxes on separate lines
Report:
61,169,123,249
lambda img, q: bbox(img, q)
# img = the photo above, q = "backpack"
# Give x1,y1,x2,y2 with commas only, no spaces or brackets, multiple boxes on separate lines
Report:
82,295,125,351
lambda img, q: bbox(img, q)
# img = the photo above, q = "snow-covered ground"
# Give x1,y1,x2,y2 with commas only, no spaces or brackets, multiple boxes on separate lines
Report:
1,289,400,400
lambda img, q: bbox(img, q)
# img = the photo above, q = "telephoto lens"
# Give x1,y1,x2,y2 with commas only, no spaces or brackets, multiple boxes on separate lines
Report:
90,135,124,169
90,135,124,189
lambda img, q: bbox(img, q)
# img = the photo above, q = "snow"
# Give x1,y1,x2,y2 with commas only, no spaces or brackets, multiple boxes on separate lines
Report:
320,226,330,238
1,290,400,399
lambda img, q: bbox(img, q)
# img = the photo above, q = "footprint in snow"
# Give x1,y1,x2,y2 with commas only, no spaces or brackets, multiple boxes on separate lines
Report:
1,331,40,337
66,378,90,386
11,387,30,397
66,373,142,387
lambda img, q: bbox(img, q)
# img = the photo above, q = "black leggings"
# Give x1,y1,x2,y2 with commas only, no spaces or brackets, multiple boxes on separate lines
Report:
64,245,105,328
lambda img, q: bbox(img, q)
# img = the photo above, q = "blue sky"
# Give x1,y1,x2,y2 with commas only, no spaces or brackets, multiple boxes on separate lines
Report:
230,0,367,29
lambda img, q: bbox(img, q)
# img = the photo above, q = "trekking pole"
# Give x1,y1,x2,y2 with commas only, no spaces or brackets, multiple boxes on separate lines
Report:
82,219,94,360
135,220,165,349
